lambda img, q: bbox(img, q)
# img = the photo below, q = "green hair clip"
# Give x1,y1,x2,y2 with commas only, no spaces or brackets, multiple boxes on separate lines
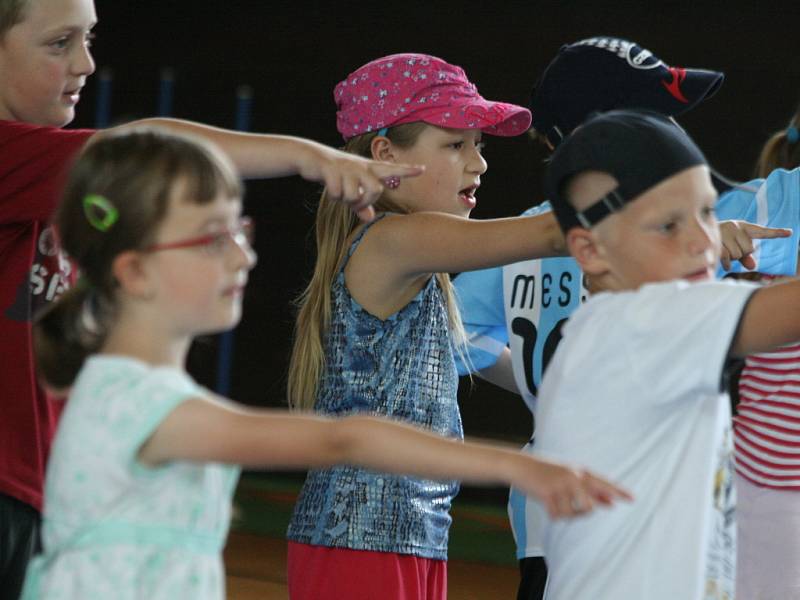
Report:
83,194,118,232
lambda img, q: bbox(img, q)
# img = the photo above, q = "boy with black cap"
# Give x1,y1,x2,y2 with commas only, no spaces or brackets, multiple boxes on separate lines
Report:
535,108,800,600
454,37,796,599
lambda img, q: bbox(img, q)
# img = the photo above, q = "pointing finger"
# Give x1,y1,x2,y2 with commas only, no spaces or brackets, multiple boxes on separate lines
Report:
587,473,634,503
742,223,793,239
371,163,426,181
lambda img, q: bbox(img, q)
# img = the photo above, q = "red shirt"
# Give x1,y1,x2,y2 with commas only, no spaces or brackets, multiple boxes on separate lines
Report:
0,120,95,511
735,343,800,489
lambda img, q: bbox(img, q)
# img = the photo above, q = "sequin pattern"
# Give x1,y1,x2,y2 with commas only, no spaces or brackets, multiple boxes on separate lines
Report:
287,217,463,560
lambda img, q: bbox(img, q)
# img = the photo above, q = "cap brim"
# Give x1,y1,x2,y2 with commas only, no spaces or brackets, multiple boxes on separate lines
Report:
414,101,532,137
477,102,533,137
671,69,724,115
629,68,724,118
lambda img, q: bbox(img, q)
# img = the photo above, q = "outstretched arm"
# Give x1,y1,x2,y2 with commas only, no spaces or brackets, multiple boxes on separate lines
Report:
360,210,566,279
139,396,631,519
99,118,424,222
732,278,800,357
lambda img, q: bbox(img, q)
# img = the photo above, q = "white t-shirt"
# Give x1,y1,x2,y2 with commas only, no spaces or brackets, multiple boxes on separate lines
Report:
456,170,800,561
535,279,757,600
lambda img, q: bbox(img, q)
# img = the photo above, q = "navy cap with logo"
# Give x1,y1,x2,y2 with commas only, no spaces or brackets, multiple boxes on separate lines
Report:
531,37,724,148
545,109,709,233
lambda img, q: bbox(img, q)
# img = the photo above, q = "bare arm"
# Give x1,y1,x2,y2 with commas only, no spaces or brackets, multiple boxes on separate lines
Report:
139,396,631,518
365,211,565,278
731,278,800,357
96,118,423,221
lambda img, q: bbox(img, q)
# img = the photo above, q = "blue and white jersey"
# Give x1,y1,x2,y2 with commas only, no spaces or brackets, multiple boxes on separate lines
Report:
455,202,587,558
455,202,587,413
454,168,800,559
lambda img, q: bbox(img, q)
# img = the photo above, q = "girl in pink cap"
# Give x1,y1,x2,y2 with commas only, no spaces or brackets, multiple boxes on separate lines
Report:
285,53,630,600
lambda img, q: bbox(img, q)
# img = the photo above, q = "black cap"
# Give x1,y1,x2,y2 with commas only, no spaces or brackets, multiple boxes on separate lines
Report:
545,109,708,233
531,37,724,148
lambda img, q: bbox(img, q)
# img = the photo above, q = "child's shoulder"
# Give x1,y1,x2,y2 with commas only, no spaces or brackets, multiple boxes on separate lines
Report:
0,119,95,173
0,118,90,139
345,211,408,259
75,354,150,389
572,279,756,334
74,355,199,405
67,355,203,443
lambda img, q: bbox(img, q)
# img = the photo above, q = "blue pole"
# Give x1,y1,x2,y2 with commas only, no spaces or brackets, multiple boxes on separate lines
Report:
94,67,113,128
156,67,175,117
215,85,253,396
234,85,253,132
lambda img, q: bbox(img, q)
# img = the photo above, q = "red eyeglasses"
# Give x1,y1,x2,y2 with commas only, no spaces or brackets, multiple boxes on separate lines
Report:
143,217,254,256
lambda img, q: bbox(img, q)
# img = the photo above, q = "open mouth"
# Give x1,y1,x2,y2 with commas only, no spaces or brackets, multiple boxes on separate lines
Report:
458,185,478,209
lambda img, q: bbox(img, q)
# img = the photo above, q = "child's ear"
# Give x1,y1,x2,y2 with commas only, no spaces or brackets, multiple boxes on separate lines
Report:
111,251,154,299
370,136,395,162
566,227,609,277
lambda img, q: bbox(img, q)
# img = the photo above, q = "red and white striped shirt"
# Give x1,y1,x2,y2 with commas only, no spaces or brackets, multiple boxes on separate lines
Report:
734,342,800,489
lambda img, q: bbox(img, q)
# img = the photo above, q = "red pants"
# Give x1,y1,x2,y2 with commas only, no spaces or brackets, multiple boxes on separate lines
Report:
287,541,447,600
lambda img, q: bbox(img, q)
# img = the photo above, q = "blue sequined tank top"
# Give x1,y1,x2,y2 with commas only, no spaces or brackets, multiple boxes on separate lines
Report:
287,215,463,560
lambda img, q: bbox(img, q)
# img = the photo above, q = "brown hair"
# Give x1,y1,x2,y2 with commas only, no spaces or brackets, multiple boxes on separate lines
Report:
754,106,800,178
286,123,469,410
35,127,241,390
0,0,28,39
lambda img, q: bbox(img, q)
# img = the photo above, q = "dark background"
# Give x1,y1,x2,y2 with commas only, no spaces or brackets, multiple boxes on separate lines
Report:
74,1,800,444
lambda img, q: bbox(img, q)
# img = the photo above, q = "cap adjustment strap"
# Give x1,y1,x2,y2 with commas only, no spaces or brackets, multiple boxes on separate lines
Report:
576,189,626,228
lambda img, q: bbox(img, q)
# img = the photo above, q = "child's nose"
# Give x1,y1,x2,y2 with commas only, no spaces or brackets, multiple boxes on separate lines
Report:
230,240,258,271
687,217,715,255
469,147,488,175
71,43,96,77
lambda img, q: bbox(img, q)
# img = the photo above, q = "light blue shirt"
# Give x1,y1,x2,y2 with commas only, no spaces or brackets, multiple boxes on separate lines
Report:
22,356,239,600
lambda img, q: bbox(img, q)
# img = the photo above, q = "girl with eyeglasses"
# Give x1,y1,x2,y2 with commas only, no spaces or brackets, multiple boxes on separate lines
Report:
23,127,629,600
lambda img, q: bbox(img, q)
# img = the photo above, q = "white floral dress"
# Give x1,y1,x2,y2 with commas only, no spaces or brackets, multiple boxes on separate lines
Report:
22,355,240,599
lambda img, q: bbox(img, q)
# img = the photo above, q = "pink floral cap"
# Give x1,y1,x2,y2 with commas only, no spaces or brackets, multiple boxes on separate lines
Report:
335,53,532,141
